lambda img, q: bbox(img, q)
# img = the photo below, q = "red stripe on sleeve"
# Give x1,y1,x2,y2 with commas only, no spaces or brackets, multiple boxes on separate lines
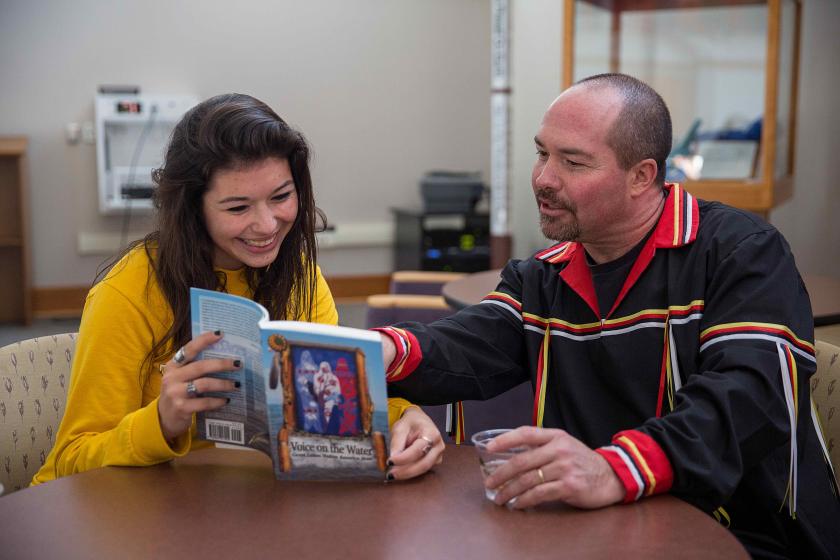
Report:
613,429,674,496
371,327,423,382
595,447,641,504
371,327,405,374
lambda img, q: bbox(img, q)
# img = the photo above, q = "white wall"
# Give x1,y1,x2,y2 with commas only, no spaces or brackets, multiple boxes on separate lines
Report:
509,0,840,278
2,0,837,288
0,0,491,284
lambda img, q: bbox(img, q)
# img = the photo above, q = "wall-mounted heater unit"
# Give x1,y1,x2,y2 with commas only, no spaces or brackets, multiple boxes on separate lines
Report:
95,93,197,214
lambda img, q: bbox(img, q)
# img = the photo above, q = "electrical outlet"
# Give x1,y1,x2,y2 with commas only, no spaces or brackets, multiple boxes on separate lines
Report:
81,121,96,144
65,122,81,144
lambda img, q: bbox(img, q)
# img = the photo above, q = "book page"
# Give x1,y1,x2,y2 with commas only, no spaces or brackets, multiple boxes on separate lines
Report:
190,288,271,454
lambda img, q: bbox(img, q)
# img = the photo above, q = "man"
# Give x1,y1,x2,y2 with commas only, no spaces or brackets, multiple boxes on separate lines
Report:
378,74,839,558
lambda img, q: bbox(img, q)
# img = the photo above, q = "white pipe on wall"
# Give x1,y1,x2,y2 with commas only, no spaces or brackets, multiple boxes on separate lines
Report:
490,0,513,265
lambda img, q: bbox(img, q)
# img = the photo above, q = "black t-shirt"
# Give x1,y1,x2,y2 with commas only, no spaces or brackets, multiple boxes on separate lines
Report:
587,228,653,318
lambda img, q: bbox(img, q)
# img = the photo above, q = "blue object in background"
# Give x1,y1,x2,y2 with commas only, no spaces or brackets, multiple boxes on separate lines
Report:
669,118,702,158
696,117,762,141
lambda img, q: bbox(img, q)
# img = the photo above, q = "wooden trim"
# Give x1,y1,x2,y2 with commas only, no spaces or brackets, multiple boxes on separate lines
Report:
391,271,465,283
32,274,391,319
366,294,450,310
683,179,773,212
787,0,802,177
761,0,780,202
0,236,23,247
20,142,31,325
562,0,576,90
0,136,32,325
612,0,765,10
0,137,27,156
32,286,88,318
323,274,391,302
31,275,394,317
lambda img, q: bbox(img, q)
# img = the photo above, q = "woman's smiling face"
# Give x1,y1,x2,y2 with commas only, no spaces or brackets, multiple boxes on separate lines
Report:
202,157,298,270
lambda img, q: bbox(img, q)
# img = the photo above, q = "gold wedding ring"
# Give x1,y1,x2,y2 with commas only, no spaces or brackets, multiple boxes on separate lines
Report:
536,467,545,485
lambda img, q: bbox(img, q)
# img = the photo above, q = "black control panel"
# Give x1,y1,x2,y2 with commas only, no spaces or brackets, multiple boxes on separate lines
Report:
392,208,490,272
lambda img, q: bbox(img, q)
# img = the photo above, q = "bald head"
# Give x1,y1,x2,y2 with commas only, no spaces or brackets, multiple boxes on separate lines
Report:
567,74,672,185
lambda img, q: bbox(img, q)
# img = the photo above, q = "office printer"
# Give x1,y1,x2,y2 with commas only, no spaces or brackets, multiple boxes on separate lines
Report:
420,171,485,213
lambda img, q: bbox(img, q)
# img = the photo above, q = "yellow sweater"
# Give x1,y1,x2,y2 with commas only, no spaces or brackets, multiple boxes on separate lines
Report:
33,248,411,484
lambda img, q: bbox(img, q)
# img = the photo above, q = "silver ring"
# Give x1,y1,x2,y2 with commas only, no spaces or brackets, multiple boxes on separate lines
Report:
173,347,188,365
186,381,199,398
536,467,545,485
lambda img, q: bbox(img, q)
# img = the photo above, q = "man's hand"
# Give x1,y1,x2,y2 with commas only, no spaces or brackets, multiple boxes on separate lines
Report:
485,426,624,510
380,333,397,371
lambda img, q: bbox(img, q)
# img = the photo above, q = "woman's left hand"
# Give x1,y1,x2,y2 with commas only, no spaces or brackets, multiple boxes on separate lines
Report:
387,406,444,480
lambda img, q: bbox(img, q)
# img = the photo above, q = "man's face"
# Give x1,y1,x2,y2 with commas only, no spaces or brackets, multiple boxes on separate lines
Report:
531,86,631,243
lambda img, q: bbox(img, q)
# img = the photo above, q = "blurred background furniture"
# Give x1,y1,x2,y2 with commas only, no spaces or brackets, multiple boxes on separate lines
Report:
812,340,839,478
392,208,490,272
389,270,466,295
442,269,502,310
0,332,76,494
563,0,802,217
365,294,454,328
0,137,31,325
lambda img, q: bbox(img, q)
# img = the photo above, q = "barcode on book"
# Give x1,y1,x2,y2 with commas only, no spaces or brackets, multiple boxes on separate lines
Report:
205,419,245,445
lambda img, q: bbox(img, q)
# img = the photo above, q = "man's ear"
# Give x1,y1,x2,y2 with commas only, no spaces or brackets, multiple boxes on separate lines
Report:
628,158,658,197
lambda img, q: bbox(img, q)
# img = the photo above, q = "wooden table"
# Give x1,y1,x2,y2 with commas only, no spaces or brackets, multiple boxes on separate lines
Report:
443,269,840,326
442,268,504,310
0,446,747,559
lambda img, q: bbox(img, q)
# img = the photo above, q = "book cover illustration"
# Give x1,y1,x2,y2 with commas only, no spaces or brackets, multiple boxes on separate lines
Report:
265,331,388,479
190,287,389,480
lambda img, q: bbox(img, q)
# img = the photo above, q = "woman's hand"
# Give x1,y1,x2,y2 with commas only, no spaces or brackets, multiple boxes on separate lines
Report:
157,330,241,442
387,406,444,480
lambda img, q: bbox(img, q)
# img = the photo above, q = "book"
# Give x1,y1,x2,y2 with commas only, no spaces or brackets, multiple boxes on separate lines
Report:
189,287,389,480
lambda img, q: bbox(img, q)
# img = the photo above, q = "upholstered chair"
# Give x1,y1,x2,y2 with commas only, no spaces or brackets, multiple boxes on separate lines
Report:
813,340,840,474
0,333,76,495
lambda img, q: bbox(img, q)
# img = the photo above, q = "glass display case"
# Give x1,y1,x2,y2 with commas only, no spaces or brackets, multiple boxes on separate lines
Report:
562,0,801,215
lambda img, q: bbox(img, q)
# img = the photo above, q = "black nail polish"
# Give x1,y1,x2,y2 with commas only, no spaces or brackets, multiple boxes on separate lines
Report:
226,397,231,403
214,329,221,336
234,381,241,388
233,359,241,368
386,473,395,481
386,459,394,467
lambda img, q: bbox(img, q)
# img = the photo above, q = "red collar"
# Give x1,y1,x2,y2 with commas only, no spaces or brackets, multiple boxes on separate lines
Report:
534,184,699,318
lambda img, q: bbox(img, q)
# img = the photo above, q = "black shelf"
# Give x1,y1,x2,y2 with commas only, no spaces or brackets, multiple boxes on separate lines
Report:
391,208,490,273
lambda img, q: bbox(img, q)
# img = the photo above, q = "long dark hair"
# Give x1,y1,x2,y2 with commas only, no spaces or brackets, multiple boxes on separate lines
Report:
97,93,326,368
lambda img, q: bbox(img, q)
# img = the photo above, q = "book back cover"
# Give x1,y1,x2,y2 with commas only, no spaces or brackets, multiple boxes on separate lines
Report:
191,288,271,454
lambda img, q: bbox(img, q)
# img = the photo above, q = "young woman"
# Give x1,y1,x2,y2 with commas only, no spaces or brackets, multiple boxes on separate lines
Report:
33,94,443,484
